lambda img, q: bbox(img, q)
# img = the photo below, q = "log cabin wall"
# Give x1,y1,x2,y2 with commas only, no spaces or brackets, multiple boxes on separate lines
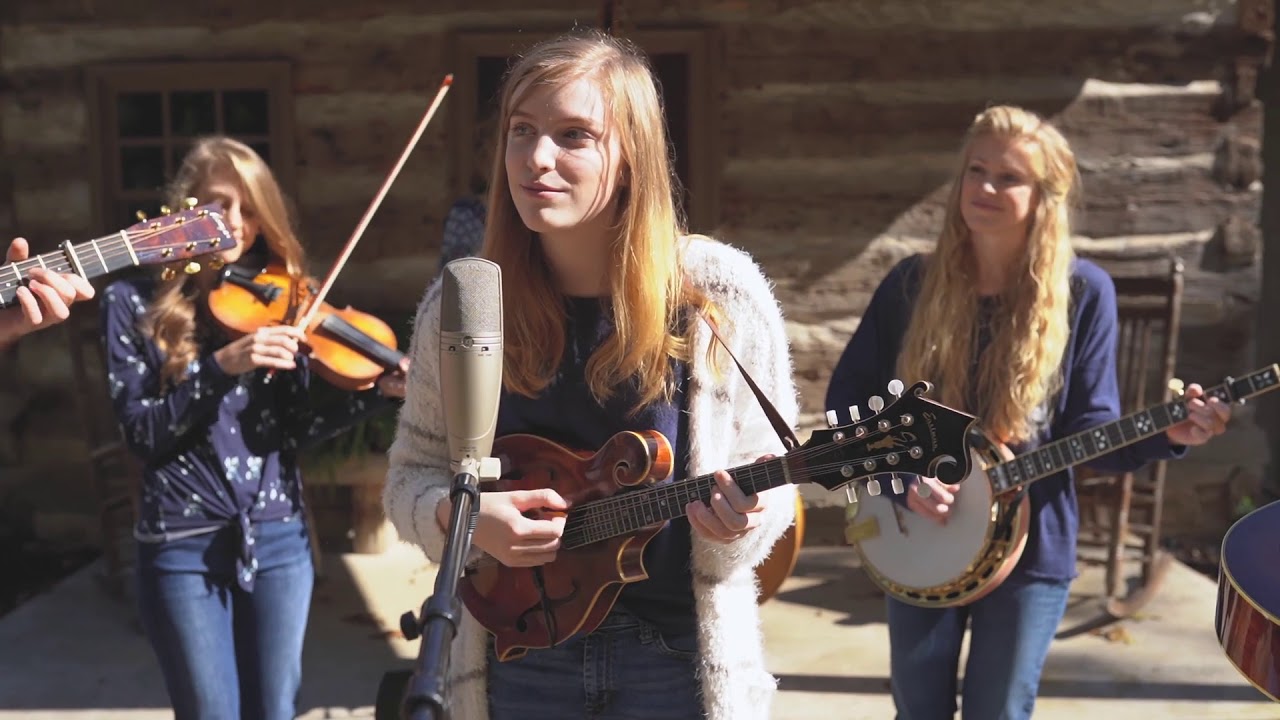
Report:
0,0,1268,544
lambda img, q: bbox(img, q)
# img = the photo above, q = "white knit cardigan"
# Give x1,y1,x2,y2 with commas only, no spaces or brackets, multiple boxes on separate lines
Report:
384,235,800,720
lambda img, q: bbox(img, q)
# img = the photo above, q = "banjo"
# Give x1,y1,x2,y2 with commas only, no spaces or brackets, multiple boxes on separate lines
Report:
844,364,1280,608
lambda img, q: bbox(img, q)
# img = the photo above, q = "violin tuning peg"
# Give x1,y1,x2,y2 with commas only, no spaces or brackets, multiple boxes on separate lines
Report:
868,395,885,414
866,478,882,497
1168,378,1185,398
135,210,148,221
825,409,838,428
182,261,201,275
887,379,904,398
849,405,861,422
160,205,172,216
184,197,198,209
160,267,176,282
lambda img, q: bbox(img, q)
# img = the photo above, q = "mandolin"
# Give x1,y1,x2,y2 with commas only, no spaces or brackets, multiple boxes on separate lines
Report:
0,202,230,309
1216,500,1280,702
459,380,977,661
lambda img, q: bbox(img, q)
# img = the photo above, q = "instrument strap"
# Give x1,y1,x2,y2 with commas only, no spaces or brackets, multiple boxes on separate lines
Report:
698,311,800,452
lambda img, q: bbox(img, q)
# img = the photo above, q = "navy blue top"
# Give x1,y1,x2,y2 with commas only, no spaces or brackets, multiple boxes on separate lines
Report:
496,296,696,636
825,255,1183,581
101,273,393,590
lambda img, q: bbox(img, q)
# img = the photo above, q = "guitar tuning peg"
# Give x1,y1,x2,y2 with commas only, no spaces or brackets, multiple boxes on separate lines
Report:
890,474,904,495
182,261,201,275
866,478,882,497
868,395,884,414
825,409,838,428
135,210,148,221
1168,378,1185,398
183,197,198,209
887,379,904,398
849,405,861,422
160,267,176,282
160,205,172,216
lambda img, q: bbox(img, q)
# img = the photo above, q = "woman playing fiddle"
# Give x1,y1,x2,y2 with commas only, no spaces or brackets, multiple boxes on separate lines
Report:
100,136,406,720
385,30,798,720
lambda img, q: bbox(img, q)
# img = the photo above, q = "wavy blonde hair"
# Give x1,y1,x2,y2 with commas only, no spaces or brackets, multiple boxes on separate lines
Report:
142,136,306,388
897,105,1080,443
481,30,716,409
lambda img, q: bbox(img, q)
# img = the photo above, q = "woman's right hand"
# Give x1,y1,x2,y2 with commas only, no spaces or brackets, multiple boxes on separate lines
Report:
906,476,961,526
212,325,307,375
436,488,567,567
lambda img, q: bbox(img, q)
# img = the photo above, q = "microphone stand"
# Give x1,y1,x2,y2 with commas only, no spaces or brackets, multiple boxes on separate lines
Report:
398,456,501,720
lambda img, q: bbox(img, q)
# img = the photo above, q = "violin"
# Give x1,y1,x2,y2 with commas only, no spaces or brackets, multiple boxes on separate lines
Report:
207,262,405,392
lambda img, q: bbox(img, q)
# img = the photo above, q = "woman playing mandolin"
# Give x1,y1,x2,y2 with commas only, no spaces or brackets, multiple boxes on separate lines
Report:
825,106,1232,720
386,30,799,720
100,136,408,720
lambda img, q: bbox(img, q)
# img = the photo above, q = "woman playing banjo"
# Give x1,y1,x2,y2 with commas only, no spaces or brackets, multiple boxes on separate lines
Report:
825,105,1231,719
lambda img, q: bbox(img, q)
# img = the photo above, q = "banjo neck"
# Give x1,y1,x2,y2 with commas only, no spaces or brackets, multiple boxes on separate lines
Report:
987,364,1280,494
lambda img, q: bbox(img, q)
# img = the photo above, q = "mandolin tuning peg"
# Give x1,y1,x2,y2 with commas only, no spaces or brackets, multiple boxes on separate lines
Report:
183,197,198,209
825,409,838,428
135,210,148,221
849,405,861,422
182,261,201,275
890,474,904,495
917,482,931,499
1168,378,1185,398
868,395,884,414
887,379,904,398
865,478,882,497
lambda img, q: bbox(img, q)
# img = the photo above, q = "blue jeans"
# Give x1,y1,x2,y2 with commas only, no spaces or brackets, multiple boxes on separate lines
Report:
487,606,703,720
136,517,314,720
887,576,1071,720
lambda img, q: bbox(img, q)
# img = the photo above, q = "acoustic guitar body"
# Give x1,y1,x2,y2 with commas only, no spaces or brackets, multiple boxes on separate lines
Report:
1216,501,1280,702
459,431,672,662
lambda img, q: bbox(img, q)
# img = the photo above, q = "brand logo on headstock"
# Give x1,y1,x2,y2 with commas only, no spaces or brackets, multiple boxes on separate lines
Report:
922,411,940,449
866,432,915,451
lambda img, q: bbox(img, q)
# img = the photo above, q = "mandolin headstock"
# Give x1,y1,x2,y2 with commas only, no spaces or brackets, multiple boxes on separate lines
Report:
798,380,977,495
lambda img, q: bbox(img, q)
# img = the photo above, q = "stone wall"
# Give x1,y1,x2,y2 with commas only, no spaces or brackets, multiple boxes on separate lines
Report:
0,0,1268,545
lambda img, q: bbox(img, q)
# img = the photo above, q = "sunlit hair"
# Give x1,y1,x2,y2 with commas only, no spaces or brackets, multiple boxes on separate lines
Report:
897,105,1079,443
481,29,718,409
142,136,306,389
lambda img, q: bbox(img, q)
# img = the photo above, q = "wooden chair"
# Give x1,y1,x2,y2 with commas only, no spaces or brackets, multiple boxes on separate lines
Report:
1076,257,1185,618
63,303,142,603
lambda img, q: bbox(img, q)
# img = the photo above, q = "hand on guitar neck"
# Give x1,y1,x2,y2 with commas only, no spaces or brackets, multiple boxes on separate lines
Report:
901,382,1233,528
0,237,95,348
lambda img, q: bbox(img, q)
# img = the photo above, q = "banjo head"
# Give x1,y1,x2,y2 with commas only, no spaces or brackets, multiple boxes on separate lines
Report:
854,448,996,591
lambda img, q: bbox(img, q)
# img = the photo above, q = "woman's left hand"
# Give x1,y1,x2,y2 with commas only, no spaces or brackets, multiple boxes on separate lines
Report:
1166,383,1232,447
376,357,411,398
688,454,775,544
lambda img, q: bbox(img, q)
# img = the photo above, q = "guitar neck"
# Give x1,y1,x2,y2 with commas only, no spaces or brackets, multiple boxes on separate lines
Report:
989,364,1280,493
0,232,139,309
561,456,792,550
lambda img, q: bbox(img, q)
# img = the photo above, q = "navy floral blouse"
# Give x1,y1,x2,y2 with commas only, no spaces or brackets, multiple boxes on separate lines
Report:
101,273,393,589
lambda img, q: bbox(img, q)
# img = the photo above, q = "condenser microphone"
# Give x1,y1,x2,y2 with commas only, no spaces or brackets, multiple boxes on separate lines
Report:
438,257,503,478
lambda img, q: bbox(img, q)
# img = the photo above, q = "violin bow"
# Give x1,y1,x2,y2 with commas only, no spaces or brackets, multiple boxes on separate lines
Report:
292,73,454,334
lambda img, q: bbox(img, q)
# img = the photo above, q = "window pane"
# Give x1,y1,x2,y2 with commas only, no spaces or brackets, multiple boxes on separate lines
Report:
117,93,163,137
170,143,192,176
249,142,271,166
224,90,270,135
170,91,217,136
120,145,166,191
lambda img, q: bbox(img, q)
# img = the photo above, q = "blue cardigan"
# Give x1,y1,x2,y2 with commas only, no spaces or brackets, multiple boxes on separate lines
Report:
825,255,1182,581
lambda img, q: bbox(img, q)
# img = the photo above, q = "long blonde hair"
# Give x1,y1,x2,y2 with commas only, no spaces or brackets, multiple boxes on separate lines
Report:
482,30,714,409
897,106,1080,443
142,136,306,388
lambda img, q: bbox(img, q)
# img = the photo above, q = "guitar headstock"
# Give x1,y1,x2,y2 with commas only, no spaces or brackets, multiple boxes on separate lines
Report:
123,201,232,270
798,380,977,496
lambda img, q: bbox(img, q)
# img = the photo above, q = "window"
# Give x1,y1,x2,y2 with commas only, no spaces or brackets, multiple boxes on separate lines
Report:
448,29,720,233
87,62,296,231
